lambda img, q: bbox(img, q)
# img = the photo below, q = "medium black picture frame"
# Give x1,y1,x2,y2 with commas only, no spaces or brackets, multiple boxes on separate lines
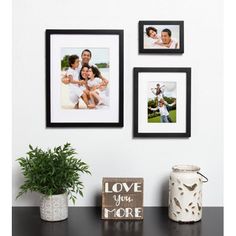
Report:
133,67,191,138
139,21,184,54
46,29,124,127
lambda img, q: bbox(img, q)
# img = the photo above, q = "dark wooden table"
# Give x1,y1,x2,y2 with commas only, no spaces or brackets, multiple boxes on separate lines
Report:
12,207,223,236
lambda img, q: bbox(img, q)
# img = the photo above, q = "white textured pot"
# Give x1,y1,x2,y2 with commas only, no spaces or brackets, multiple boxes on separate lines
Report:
168,165,208,223
40,193,68,221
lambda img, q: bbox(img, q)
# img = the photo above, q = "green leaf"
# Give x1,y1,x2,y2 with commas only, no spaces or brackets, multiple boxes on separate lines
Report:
16,143,91,203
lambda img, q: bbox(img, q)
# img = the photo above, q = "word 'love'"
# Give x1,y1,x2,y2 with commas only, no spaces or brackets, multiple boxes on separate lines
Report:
105,182,142,193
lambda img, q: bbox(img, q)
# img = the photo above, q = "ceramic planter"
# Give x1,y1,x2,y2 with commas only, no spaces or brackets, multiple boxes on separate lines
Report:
40,193,68,221
168,165,208,223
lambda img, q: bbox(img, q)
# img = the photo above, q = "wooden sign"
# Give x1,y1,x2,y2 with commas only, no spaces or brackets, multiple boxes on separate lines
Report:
102,177,144,220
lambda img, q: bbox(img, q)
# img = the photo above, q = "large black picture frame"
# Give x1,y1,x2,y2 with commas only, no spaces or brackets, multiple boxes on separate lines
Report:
133,67,191,138
139,21,184,54
46,29,124,127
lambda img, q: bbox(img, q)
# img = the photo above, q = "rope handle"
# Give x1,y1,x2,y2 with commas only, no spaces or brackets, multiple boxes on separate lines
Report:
197,172,208,183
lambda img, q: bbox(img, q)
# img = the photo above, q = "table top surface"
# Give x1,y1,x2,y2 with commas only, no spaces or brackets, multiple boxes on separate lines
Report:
12,207,223,236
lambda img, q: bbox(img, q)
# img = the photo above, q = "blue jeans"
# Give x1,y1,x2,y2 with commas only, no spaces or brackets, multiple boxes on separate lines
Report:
160,115,169,123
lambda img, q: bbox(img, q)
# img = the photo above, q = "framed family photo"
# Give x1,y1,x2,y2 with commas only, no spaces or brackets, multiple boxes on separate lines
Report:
139,21,184,54
133,68,191,137
46,29,124,127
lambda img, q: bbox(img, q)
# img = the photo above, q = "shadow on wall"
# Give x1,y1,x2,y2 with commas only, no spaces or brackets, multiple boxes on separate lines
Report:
94,191,102,207
90,191,102,219
159,176,169,207
18,192,41,206
14,165,41,206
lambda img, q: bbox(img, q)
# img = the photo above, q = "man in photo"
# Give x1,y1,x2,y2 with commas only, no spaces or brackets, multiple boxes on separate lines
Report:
161,29,178,49
149,98,176,123
62,49,106,84
80,49,92,66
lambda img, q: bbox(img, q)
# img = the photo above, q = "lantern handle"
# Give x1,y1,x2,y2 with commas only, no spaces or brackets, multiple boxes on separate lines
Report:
197,172,208,183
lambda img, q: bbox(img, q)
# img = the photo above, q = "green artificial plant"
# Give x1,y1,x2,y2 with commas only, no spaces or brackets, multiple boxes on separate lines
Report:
17,143,91,204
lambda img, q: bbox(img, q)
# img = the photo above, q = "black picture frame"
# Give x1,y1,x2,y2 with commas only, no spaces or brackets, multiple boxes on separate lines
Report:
139,21,184,54
133,67,191,138
46,29,124,127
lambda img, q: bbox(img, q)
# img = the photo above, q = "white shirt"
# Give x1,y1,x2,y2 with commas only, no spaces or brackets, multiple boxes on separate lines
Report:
149,38,178,49
158,106,169,116
66,67,79,79
151,87,165,101
144,35,162,48
150,105,169,116
87,77,102,88
66,67,85,102
150,101,175,116
66,67,79,91
168,39,178,49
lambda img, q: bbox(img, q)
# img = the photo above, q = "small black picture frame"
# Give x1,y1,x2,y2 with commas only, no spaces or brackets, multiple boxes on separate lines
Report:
46,29,124,127
139,21,184,54
133,67,191,137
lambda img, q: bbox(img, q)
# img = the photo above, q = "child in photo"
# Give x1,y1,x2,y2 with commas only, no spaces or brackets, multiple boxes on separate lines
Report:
149,98,176,123
87,66,109,108
151,83,165,102
66,55,88,108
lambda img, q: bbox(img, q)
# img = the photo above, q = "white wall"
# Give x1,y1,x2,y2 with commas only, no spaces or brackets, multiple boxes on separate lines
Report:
12,0,223,206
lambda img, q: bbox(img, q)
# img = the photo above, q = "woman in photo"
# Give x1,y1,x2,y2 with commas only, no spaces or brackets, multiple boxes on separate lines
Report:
78,64,91,107
145,26,162,47
79,64,90,91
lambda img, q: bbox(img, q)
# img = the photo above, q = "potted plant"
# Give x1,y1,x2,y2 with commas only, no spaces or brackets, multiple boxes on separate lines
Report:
16,143,91,221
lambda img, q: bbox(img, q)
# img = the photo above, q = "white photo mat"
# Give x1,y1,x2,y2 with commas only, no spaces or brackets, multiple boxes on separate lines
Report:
138,72,187,133
50,34,120,123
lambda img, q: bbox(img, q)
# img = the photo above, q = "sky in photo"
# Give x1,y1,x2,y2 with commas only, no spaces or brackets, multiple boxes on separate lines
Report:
148,81,177,99
61,47,109,64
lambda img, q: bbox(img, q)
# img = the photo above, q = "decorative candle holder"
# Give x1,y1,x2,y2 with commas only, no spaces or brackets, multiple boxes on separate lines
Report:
168,165,208,223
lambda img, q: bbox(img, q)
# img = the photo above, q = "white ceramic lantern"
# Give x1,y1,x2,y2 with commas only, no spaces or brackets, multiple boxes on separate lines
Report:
40,193,68,221
168,165,208,223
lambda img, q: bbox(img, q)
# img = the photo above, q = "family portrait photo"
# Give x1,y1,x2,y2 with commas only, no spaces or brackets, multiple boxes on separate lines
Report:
133,67,191,137
60,48,110,110
147,81,177,123
139,21,184,54
46,29,124,127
